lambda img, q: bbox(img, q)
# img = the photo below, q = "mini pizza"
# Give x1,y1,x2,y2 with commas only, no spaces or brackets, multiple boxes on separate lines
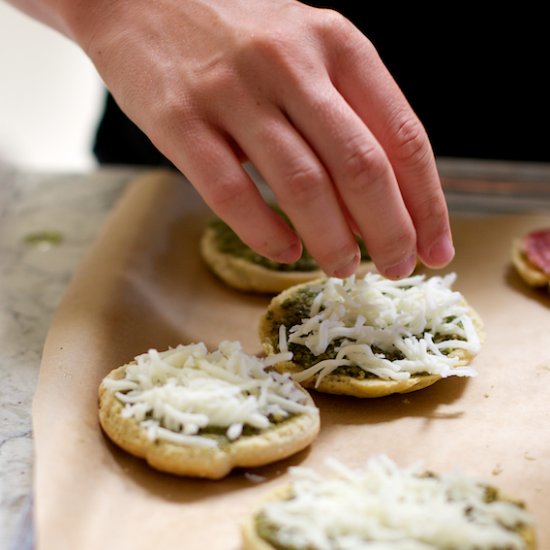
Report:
259,272,484,397
98,341,320,479
512,228,550,291
242,455,536,549
200,216,375,294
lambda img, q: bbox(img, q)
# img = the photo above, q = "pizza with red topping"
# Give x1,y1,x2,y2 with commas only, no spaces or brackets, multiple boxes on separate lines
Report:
512,228,550,291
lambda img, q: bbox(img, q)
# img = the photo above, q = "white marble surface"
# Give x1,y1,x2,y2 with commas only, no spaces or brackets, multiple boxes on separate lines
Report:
0,166,139,549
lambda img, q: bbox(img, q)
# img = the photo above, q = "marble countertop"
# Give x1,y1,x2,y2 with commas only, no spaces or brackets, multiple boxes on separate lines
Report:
1,160,549,550
0,166,139,549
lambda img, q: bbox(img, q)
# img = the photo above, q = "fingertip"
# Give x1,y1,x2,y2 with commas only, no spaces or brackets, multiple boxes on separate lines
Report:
272,239,303,264
423,234,455,268
380,253,417,280
329,250,361,278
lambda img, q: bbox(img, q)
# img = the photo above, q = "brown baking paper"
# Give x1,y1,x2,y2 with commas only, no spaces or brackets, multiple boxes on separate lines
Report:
33,169,550,550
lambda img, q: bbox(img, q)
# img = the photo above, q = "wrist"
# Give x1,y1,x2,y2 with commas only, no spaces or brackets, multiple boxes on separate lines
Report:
50,0,124,51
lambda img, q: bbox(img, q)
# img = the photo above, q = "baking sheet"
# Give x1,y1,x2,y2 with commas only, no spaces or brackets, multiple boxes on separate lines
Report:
33,169,550,549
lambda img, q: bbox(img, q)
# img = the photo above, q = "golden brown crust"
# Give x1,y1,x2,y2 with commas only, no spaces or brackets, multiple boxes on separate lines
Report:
255,360,443,397
259,279,485,398
512,238,550,290
241,483,536,550
200,226,375,294
98,364,320,479
241,485,292,550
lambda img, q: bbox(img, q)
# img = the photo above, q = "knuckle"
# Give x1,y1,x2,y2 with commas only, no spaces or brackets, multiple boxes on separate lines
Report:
316,8,345,27
247,31,322,90
306,88,334,117
388,113,431,167
152,93,197,136
195,69,239,105
343,141,389,194
284,164,326,203
207,177,247,211
245,30,297,73
314,8,354,37
313,8,375,59
149,99,204,154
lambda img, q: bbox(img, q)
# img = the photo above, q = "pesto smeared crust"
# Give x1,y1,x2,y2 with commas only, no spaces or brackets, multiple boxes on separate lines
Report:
264,286,437,378
200,213,376,294
98,363,321,479
210,218,320,272
209,218,370,272
258,278,484,397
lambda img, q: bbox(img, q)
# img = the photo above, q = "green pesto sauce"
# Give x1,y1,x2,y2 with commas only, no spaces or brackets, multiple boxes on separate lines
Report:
278,287,321,328
151,412,295,450
210,214,370,272
271,288,463,378
271,288,392,378
23,229,64,247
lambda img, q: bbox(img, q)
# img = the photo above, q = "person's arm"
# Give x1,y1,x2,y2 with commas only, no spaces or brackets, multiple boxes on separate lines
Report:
5,0,454,279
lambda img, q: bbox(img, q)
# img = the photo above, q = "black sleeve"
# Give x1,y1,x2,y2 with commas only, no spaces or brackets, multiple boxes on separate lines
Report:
93,92,174,167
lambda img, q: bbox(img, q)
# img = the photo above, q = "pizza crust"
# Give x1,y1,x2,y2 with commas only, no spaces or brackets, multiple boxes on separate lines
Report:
259,279,484,398
200,226,376,294
512,238,550,291
241,485,292,550
98,364,320,479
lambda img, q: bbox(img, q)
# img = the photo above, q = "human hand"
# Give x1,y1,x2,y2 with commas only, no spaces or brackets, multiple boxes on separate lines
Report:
68,0,454,278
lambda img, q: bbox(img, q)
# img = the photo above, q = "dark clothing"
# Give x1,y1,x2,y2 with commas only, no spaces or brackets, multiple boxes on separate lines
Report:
94,5,549,165
94,93,172,167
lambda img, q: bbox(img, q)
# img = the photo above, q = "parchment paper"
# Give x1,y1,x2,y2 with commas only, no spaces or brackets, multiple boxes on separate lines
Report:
33,169,550,550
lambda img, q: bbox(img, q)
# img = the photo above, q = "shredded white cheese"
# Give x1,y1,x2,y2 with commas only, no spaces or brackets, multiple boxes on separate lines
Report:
279,273,481,385
257,455,533,550
103,341,315,448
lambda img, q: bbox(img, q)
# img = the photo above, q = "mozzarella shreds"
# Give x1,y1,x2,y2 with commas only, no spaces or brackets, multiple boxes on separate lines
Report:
279,273,481,385
256,455,533,550
103,341,316,448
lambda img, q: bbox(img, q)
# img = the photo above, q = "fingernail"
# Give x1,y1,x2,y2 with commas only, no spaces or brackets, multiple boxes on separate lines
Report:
383,254,417,280
427,234,455,267
332,252,361,278
275,241,302,263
